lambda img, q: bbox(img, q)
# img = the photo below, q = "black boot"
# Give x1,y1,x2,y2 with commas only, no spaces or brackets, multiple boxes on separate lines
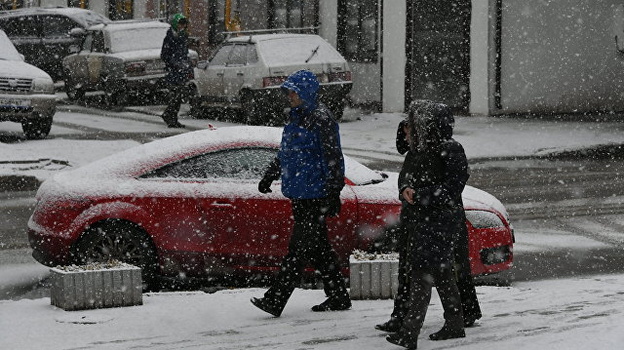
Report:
375,317,402,332
386,330,418,349
428,321,465,341
311,295,351,312
250,297,283,317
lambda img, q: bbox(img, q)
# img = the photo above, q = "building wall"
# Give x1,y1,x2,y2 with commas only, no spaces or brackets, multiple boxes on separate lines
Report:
497,0,624,114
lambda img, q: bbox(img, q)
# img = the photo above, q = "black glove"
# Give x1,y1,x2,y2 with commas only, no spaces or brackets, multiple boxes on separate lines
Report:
258,176,273,194
322,193,341,217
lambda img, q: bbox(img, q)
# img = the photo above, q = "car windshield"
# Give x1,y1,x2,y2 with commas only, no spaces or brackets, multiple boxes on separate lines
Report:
108,27,168,53
258,36,345,65
0,30,23,61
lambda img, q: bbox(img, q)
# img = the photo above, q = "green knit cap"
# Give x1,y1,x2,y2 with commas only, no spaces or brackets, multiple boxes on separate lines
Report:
171,13,188,31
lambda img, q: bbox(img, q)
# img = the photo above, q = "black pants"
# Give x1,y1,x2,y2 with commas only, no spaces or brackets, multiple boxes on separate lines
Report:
161,84,186,126
402,267,464,336
390,224,481,323
263,198,348,312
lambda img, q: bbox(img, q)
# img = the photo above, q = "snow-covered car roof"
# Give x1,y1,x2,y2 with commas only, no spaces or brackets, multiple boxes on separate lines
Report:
86,20,170,53
225,33,346,66
0,7,110,27
45,126,508,218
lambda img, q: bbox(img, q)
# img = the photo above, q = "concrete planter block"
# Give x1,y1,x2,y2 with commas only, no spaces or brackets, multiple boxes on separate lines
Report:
349,252,399,300
50,262,142,311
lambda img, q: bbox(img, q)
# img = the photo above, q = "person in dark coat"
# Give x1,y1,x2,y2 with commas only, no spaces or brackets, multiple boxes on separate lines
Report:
386,101,467,349
376,107,482,334
160,13,192,128
250,69,351,317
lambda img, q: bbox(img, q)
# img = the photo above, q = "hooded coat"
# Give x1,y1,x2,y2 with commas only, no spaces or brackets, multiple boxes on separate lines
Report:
398,101,469,269
262,70,345,199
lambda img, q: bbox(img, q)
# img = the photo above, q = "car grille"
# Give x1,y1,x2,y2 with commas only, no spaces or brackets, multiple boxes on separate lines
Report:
0,77,32,92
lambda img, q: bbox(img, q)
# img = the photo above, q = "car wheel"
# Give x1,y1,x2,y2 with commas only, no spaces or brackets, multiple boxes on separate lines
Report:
72,219,160,291
21,115,53,140
64,75,85,102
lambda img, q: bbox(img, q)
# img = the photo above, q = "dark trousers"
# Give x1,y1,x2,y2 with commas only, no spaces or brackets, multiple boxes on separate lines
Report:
263,198,348,312
390,224,481,323
161,84,185,125
402,267,464,336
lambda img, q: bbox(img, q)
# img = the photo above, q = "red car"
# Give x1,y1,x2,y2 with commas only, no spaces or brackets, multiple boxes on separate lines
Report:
28,126,513,289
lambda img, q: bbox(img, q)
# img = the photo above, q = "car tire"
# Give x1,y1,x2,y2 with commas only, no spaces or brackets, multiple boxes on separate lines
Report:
64,75,85,102
71,219,160,291
21,115,53,140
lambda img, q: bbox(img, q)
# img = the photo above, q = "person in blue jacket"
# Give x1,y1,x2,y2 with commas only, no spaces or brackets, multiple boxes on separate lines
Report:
250,69,351,317
160,13,192,128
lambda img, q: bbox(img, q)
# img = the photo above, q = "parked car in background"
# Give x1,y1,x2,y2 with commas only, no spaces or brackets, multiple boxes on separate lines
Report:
0,7,110,81
62,20,198,107
0,29,56,140
191,33,352,125
28,126,514,290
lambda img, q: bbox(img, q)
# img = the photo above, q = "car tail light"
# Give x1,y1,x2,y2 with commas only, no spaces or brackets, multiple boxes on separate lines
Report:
126,61,146,74
329,71,352,82
317,73,330,83
262,76,287,87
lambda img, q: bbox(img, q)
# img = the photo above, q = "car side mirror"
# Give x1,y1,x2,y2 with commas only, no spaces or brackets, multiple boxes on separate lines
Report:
69,28,86,37
197,60,208,70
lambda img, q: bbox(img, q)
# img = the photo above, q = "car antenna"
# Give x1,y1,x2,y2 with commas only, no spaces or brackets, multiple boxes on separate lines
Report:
305,45,319,63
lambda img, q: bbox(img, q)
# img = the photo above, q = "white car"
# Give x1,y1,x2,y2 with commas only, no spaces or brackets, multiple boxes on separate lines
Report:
62,20,198,106
0,29,56,140
191,33,352,124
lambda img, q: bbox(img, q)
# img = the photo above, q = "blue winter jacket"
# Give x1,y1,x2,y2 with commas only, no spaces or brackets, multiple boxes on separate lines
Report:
263,74,345,199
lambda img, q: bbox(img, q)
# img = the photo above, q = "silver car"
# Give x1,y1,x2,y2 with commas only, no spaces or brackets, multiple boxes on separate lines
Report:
63,20,198,107
191,33,352,124
0,29,56,140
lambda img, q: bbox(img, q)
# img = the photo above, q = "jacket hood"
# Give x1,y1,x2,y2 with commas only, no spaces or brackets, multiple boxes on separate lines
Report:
407,100,454,152
281,69,319,113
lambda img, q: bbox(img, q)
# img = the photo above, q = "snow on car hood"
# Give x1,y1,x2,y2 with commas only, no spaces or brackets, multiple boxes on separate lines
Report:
0,59,52,81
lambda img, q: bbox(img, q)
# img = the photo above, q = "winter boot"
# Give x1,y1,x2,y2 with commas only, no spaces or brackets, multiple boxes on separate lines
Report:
250,297,283,317
375,317,403,332
428,319,465,341
386,329,418,349
311,295,351,312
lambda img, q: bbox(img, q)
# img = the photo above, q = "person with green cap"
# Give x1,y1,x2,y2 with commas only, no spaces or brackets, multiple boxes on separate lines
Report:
160,13,191,128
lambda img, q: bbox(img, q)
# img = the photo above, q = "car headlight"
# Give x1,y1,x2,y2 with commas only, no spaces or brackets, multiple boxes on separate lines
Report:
32,77,55,94
465,210,504,228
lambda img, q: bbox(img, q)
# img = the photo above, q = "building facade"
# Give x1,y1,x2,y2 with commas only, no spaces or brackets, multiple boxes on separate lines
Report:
8,0,624,116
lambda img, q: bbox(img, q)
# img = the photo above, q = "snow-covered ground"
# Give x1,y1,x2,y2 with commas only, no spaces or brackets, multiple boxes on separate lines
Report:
2,106,624,349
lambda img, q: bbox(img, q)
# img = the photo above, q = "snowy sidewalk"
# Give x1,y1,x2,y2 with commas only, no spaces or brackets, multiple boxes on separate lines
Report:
1,273,623,350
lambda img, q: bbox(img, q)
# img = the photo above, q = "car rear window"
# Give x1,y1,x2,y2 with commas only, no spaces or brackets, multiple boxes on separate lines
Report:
108,27,168,53
258,37,345,65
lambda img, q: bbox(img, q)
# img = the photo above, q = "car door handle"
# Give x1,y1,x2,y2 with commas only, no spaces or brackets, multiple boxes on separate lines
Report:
217,73,224,77
237,72,244,76
210,201,234,208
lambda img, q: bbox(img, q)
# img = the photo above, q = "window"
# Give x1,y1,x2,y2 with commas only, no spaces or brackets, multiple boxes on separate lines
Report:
269,0,317,30
67,0,89,9
338,0,378,63
210,44,257,66
109,0,133,20
140,148,277,180
1,16,39,38
41,16,77,38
